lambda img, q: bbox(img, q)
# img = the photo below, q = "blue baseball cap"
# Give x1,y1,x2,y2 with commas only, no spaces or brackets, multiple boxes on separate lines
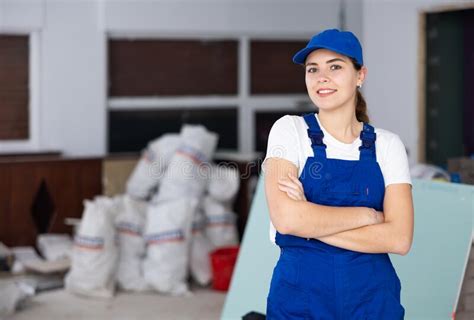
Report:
292,29,363,66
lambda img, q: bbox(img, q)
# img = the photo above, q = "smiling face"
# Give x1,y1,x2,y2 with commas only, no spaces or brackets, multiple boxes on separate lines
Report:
304,49,366,113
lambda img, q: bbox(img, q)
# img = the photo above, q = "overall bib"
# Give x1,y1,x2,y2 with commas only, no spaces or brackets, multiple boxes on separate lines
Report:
266,113,405,319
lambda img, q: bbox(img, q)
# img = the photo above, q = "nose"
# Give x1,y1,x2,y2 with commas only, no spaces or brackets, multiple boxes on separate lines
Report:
316,70,329,83
316,72,330,84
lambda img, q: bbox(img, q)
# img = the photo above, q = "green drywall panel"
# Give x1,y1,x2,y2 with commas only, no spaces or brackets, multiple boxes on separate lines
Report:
221,178,473,320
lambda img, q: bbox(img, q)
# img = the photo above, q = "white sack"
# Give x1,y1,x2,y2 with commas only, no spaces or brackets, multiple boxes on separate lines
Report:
65,198,118,298
37,234,72,262
189,208,213,286
208,164,240,203
203,196,239,248
126,134,182,200
0,280,34,317
143,198,198,295
154,125,218,202
115,195,150,292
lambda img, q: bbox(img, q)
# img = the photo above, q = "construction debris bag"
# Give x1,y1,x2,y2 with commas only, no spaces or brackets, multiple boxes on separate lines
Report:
143,198,199,295
203,196,239,248
115,195,150,292
189,208,213,286
208,164,240,203
37,234,72,261
0,280,34,317
126,134,182,200
65,198,118,298
154,125,218,202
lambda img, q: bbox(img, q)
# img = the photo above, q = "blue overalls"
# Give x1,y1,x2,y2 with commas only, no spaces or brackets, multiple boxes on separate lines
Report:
266,113,405,319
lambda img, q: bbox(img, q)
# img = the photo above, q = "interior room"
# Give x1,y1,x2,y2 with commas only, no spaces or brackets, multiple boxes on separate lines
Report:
0,0,473,319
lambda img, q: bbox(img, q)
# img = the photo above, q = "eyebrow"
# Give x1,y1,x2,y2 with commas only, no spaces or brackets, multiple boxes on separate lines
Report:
305,58,346,67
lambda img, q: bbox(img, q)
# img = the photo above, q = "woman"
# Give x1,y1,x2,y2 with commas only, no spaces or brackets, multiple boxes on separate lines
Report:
263,29,414,319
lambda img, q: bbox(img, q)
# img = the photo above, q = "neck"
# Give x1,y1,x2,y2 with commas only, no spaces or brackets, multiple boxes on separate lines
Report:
317,102,362,144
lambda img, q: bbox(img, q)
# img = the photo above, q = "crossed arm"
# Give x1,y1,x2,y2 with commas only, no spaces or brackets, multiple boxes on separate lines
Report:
264,158,414,255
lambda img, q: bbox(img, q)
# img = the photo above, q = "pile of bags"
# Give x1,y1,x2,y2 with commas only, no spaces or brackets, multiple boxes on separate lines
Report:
65,125,240,298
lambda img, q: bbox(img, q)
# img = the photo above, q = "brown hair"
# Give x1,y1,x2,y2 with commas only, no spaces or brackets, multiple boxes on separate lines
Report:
350,58,370,123
355,90,369,123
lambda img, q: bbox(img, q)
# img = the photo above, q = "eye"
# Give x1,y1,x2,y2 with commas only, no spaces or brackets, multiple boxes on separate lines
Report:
330,64,342,70
306,67,318,73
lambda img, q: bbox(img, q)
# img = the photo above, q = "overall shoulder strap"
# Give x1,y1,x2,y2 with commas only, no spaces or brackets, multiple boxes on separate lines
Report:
302,113,327,158
359,123,377,161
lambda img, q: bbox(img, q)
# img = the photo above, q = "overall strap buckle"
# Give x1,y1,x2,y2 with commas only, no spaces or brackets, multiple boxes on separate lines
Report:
359,129,376,149
358,124,377,160
302,113,327,149
307,129,326,148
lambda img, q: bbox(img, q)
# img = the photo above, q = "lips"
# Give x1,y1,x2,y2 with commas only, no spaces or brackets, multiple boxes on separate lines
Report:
316,88,337,97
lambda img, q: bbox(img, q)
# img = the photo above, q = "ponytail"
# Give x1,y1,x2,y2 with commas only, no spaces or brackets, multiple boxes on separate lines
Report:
355,90,369,123
350,57,370,123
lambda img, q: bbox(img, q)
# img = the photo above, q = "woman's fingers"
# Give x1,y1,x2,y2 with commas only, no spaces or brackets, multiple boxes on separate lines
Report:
279,175,303,191
278,183,299,196
284,191,299,201
278,179,300,191
280,174,306,200
277,173,307,201
278,183,304,200
287,174,305,194
278,184,303,200
288,174,304,189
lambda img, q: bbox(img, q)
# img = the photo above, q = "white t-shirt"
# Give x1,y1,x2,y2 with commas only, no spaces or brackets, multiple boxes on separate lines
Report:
262,113,412,243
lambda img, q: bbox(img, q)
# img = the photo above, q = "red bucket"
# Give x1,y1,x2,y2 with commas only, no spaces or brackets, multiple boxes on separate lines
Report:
210,246,240,291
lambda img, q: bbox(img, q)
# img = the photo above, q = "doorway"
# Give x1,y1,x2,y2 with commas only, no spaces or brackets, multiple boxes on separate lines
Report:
421,8,474,167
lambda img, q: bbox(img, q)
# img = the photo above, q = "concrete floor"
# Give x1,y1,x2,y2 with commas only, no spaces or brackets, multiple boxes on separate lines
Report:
4,286,227,320
5,243,474,320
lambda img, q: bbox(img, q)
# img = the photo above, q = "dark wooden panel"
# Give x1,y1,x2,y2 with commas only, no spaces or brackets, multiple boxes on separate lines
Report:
0,36,29,140
9,164,41,245
251,40,307,94
108,108,238,153
0,166,11,246
45,160,102,235
109,39,238,96
0,158,102,247
0,151,61,160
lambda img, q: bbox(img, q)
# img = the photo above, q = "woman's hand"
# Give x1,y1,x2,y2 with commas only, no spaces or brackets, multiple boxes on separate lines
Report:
278,173,384,224
277,172,385,227
370,208,385,225
278,173,307,201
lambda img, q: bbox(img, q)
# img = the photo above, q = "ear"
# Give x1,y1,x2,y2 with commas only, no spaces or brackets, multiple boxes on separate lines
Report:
358,66,368,84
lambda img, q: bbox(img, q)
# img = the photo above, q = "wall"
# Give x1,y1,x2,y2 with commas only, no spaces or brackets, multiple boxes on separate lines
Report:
4,0,467,161
0,0,345,156
40,1,106,155
362,0,473,164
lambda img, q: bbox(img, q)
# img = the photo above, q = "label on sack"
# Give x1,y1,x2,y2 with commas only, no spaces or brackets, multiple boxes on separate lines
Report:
192,220,206,234
74,235,104,250
206,213,236,227
116,222,142,237
145,230,185,245
176,145,208,165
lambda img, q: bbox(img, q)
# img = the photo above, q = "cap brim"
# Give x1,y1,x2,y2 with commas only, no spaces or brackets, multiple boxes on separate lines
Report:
292,45,358,65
